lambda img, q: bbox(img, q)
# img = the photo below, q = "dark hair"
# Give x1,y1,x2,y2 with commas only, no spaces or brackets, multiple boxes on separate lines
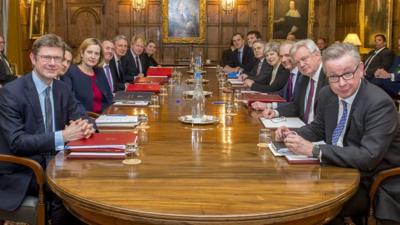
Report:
318,37,327,43
146,40,156,46
247,30,262,39
64,43,72,54
375,34,387,42
232,33,244,39
32,34,65,55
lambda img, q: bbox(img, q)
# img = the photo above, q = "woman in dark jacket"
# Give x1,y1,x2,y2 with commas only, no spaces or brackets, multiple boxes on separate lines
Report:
62,38,113,113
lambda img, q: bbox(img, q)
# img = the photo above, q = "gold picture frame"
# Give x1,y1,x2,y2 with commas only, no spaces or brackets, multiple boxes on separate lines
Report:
359,0,393,54
268,0,314,40
29,0,46,39
162,0,206,44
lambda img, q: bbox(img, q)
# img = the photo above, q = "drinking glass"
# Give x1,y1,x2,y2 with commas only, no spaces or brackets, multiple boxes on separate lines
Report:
160,85,168,95
234,88,242,100
225,101,234,115
123,143,141,165
258,128,271,148
150,94,160,106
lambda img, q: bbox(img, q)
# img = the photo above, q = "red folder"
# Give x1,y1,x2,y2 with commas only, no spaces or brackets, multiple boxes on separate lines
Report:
242,93,286,105
66,132,137,160
146,67,173,77
126,83,161,93
134,77,168,85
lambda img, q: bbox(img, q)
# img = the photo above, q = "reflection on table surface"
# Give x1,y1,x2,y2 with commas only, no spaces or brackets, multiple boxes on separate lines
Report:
47,68,360,225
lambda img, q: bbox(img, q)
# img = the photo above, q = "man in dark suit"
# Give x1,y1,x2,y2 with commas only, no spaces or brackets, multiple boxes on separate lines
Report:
102,40,125,92
275,43,400,225
363,34,394,80
0,34,94,224
0,34,17,86
121,35,148,83
261,39,328,124
238,40,272,85
110,35,128,88
223,33,256,74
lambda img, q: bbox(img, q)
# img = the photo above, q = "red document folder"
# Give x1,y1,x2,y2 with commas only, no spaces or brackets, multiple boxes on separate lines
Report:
126,83,161,93
134,77,168,84
146,67,173,77
242,93,286,105
66,132,137,159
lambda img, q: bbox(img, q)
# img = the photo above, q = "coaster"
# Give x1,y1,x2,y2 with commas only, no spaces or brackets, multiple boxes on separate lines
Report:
149,104,160,108
257,143,268,148
122,158,141,165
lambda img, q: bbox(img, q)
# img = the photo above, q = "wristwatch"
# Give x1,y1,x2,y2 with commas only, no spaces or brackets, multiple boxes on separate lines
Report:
312,144,321,158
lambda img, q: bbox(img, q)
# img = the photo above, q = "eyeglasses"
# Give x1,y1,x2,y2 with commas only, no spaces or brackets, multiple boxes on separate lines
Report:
37,55,63,63
327,63,360,83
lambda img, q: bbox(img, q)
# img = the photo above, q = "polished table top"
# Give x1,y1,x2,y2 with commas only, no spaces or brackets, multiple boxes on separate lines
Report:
47,68,360,225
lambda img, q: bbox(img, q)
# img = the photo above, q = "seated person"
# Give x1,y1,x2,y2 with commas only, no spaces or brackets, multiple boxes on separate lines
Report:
220,40,235,67
243,41,289,93
121,36,147,82
370,37,400,97
363,34,394,80
276,43,400,225
143,40,159,69
56,43,73,79
246,30,262,48
238,40,272,85
62,38,113,114
0,34,17,86
224,33,256,74
0,34,94,224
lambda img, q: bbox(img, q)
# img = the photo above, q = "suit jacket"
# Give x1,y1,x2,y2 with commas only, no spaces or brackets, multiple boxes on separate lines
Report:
246,59,273,85
0,53,17,85
364,47,394,80
278,71,303,102
0,73,86,211
62,64,113,113
221,48,234,67
250,63,290,93
229,45,257,74
121,50,148,83
142,54,159,70
369,55,400,96
109,57,125,92
276,68,328,122
295,80,400,222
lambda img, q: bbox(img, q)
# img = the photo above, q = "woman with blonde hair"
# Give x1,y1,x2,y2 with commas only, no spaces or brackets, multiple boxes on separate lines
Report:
62,38,113,113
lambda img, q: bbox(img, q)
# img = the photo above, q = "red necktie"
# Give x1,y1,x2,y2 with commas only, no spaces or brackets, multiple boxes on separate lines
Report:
303,79,315,123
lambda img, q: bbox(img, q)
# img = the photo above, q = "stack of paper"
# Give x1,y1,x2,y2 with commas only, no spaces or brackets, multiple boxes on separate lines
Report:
268,141,325,164
95,115,140,128
260,117,305,129
227,79,244,85
66,132,137,159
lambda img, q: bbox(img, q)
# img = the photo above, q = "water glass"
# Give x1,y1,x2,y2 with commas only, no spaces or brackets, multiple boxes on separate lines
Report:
151,94,159,106
258,128,271,148
160,85,168,95
234,89,241,100
225,102,234,115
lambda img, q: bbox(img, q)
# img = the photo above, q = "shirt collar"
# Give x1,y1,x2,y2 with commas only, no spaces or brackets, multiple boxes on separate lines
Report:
32,70,52,94
291,67,299,75
311,63,323,82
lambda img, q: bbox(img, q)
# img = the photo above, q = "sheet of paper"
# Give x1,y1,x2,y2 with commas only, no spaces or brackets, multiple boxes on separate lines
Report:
260,117,305,128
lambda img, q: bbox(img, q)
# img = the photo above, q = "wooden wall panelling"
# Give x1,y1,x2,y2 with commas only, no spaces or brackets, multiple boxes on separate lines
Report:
0,0,3,35
335,0,359,42
392,0,400,54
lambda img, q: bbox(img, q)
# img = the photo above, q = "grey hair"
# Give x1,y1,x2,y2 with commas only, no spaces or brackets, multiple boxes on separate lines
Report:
265,41,280,55
112,34,128,44
321,43,361,65
289,39,320,56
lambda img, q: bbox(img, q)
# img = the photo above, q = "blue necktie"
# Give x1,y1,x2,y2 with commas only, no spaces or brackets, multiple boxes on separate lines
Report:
332,100,348,145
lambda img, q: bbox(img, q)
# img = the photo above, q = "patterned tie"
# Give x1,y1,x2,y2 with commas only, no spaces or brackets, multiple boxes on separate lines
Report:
287,72,294,101
44,87,53,133
332,100,348,145
303,79,315,123
256,60,263,76
104,64,114,92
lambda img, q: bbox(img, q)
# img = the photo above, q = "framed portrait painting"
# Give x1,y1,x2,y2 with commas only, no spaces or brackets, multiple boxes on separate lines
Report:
162,0,206,44
29,0,46,39
359,0,393,53
268,0,314,40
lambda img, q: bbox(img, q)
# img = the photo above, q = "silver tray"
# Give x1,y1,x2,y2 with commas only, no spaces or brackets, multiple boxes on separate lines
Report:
178,115,219,125
183,90,212,97
185,79,209,84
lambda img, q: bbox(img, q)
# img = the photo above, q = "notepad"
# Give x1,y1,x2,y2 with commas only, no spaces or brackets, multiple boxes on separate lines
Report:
260,117,305,128
227,79,244,85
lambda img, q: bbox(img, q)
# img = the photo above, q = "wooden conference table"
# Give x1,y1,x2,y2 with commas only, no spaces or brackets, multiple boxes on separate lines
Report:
47,68,360,225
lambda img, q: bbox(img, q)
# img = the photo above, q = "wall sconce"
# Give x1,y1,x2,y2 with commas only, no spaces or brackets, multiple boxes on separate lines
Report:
132,0,146,13
20,0,32,8
343,33,362,46
221,0,235,13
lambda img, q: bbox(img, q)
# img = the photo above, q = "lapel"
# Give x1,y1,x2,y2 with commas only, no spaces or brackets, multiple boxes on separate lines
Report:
24,74,45,131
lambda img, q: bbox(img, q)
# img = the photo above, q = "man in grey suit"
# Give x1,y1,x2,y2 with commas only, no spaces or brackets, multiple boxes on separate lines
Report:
261,39,328,124
275,43,400,224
